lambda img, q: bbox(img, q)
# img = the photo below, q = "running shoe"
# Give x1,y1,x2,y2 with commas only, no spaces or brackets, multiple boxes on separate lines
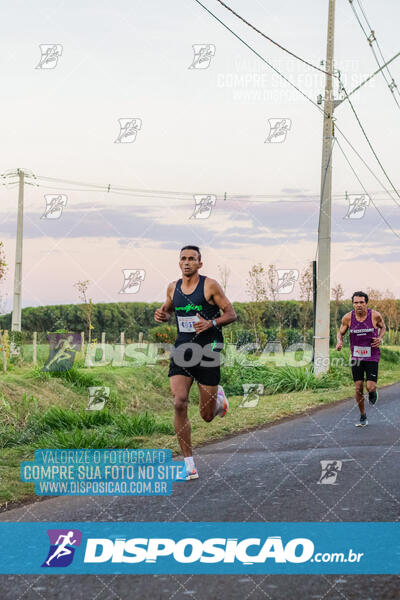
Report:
368,389,379,406
186,467,199,481
217,385,229,418
355,414,368,427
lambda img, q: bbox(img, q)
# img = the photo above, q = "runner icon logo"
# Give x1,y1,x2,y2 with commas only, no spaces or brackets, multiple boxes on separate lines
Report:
343,194,370,219
239,383,264,408
36,44,63,69
42,529,82,568
41,194,67,219
188,44,216,69
86,386,110,411
265,118,291,143
317,460,342,485
190,195,216,219
119,269,146,294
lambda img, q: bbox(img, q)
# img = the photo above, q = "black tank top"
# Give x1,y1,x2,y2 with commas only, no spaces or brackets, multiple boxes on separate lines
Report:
172,274,223,347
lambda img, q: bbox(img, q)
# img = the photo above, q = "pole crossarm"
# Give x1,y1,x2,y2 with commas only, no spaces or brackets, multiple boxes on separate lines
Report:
334,50,400,108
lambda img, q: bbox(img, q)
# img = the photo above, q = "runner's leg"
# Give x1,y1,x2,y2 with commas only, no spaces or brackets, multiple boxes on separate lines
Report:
198,384,218,422
365,361,379,404
365,360,378,394
170,374,193,457
355,380,365,415
352,361,365,416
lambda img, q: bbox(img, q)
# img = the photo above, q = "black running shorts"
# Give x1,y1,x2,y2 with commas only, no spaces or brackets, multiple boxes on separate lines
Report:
168,343,222,386
351,360,379,383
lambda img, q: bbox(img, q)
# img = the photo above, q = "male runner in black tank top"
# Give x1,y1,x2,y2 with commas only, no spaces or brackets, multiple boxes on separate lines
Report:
154,245,237,480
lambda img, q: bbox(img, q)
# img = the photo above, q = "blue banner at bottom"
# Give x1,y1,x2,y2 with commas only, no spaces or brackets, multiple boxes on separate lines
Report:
0,522,399,574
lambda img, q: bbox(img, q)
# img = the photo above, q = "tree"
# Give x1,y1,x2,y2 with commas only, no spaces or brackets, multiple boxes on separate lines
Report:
299,262,314,341
266,264,278,302
266,264,286,331
245,263,267,345
375,289,399,345
217,264,231,293
0,242,7,315
0,242,6,282
73,280,94,345
331,282,344,327
366,288,382,305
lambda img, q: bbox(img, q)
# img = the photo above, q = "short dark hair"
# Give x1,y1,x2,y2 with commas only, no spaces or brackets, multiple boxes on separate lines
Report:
352,291,368,304
180,245,201,261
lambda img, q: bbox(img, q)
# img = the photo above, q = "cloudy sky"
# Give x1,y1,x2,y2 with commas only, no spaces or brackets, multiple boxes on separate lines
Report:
0,0,399,312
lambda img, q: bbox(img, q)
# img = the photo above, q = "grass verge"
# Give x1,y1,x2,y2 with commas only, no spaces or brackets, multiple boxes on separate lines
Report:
0,347,400,508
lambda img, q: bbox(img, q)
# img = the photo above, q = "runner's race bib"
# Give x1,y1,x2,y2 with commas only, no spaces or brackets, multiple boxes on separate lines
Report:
177,315,199,333
353,345,371,358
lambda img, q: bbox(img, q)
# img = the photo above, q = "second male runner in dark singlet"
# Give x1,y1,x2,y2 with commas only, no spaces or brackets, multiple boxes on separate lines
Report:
154,245,237,480
336,291,386,427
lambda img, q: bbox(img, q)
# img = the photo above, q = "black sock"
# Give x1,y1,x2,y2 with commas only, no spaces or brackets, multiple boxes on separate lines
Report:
369,391,377,402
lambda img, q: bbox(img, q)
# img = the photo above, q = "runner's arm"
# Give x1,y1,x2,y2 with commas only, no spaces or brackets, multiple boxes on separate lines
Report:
154,282,175,323
336,314,349,350
208,280,237,328
372,311,386,347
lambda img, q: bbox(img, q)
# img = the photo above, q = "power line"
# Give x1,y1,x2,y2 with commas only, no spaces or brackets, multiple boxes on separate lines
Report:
192,0,327,117
334,123,400,208
193,0,400,210
336,136,400,241
338,77,400,207
348,0,400,109
335,51,400,104
214,0,336,77
32,176,396,204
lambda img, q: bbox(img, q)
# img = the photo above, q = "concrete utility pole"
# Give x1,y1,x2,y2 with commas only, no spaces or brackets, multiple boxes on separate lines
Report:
314,0,336,376
11,169,24,332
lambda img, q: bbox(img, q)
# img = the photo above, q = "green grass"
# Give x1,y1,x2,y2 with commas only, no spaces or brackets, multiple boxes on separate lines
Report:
0,404,174,449
1,346,400,506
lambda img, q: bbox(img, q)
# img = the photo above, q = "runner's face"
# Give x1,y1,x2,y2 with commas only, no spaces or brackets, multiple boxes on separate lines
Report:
179,250,201,276
353,296,367,314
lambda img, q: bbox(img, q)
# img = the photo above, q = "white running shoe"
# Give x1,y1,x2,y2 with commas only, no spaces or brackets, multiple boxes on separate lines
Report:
217,385,229,418
186,467,199,481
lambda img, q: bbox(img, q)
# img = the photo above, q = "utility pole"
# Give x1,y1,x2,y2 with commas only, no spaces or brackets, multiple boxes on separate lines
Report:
314,0,336,376
11,169,24,332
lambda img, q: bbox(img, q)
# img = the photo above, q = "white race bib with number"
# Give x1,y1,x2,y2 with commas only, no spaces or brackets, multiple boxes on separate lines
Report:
177,315,199,333
353,345,371,358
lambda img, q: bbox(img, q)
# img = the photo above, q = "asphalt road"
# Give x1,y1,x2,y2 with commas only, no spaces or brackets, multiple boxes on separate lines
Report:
1,383,400,599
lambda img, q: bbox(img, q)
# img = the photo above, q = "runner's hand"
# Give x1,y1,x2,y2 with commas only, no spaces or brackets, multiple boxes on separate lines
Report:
154,308,170,323
336,341,343,351
371,337,382,348
193,313,212,333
